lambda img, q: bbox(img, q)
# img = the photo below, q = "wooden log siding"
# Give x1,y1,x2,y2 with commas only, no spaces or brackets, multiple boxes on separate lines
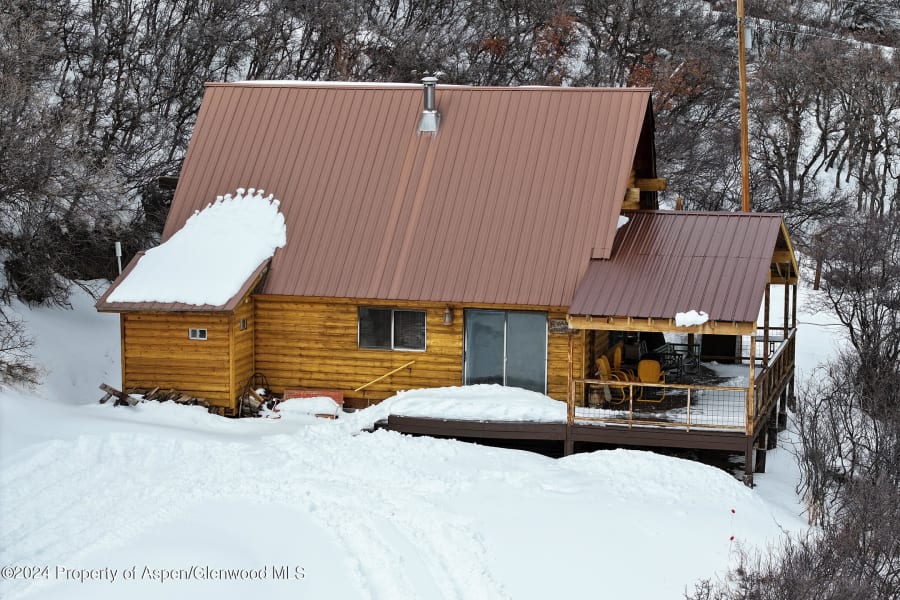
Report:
121,312,232,407
253,296,584,403
231,298,255,400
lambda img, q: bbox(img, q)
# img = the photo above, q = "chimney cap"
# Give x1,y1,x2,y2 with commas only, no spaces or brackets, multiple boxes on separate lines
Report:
422,75,438,84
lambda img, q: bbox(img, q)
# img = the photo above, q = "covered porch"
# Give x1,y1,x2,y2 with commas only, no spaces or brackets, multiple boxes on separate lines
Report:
564,211,800,482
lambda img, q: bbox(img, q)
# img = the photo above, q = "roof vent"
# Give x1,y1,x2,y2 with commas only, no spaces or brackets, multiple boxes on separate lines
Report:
418,76,440,134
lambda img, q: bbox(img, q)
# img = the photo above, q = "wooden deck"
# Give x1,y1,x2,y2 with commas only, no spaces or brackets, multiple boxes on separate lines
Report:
570,422,748,451
381,415,749,451
382,415,567,441
377,330,795,485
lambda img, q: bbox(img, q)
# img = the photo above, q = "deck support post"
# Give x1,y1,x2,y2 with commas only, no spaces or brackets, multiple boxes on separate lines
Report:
767,420,779,449
766,399,779,449
755,434,768,474
787,373,797,411
743,436,755,486
778,387,789,430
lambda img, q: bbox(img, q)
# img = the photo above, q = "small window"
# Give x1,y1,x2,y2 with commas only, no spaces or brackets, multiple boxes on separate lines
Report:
188,328,208,340
239,318,248,331
358,308,426,351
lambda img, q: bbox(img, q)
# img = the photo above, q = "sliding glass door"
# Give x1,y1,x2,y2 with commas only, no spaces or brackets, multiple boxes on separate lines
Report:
464,309,547,393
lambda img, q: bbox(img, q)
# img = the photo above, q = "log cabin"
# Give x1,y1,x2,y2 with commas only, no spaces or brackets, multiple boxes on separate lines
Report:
96,80,799,480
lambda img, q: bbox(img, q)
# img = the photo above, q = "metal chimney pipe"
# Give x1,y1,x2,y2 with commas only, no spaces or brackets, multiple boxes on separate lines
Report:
422,76,437,111
418,76,440,134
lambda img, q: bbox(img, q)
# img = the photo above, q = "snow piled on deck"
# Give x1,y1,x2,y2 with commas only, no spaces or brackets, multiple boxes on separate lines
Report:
107,188,286,306
357,384,567,426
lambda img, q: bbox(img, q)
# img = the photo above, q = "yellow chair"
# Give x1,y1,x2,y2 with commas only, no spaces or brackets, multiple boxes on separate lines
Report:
636,359,666,402
594,355,631,405
611,344,635,378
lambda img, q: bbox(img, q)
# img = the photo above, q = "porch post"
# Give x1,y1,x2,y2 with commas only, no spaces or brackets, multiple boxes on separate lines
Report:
744,333,758,486
565,330,575,455
763,283,770,367
747,333,756,437
783,282,790,339
791,283,798,330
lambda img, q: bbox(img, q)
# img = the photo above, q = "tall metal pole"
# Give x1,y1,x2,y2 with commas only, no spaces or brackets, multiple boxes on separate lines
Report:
737,0,751,212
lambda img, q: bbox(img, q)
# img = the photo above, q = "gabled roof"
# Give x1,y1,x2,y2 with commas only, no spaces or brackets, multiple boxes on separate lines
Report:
163,82,654,307
569,211,797,324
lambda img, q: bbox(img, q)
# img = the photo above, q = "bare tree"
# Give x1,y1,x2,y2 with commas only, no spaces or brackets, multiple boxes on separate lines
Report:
0,309,38,386
815,212,900,384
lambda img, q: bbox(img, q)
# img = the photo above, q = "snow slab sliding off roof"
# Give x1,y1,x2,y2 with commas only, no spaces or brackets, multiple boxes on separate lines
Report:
98,189,286,311
163,82,653,307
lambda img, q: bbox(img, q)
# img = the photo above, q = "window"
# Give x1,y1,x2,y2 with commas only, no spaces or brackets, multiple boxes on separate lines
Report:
239,318,248,331
188,328,208,340
358,308,426,351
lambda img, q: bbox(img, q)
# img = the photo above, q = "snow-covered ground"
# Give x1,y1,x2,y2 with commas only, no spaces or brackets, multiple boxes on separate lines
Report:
0,279,839,599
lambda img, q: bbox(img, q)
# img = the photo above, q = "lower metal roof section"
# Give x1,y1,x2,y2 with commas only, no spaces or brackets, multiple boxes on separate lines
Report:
568,211,790,326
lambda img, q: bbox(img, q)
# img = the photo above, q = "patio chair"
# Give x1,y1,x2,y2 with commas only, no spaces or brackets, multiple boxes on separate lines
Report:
611,344,636,378
594,355,631,405
636,359,666,403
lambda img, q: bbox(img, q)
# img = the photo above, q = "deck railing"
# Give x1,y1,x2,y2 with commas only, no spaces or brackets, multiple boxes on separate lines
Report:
753,329,796,432
353,360,417,393
574,379,749,431
570,328,796,436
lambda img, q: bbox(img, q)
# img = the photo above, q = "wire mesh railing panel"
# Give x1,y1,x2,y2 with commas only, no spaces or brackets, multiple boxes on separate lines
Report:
574,380,748,432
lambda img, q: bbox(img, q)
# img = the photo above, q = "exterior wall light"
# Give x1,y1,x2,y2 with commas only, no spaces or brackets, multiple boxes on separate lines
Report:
443,307,453,325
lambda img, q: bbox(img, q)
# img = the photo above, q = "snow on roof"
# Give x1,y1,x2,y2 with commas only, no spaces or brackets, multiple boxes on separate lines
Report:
675,310,710,327
107,188,286,306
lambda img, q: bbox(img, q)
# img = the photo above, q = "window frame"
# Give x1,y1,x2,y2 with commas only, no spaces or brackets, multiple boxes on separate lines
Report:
357,307,427,352
188,328,208,340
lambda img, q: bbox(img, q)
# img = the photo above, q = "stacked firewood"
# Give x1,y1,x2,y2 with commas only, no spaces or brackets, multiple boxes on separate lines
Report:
237,388,280,418
98,383,210,409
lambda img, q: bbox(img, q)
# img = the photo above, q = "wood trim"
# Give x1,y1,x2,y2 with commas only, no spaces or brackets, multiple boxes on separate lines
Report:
253,294,569,313
769,275,799,284
566,315,755,335
778,221,800,275
772,249,795,264
634,177,667,191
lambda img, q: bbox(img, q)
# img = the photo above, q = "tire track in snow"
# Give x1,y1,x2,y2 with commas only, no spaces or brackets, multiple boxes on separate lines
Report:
1,430,509,599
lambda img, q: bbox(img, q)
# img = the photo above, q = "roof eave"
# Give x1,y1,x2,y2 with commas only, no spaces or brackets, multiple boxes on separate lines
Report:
566,314,757,335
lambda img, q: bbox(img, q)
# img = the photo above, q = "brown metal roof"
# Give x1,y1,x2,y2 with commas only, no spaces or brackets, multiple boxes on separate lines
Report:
569,211,791,323
160,82,653,307
96,255,269,312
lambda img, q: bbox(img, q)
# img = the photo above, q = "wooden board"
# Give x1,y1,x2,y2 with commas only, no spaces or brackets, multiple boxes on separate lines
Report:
634,177,667,192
